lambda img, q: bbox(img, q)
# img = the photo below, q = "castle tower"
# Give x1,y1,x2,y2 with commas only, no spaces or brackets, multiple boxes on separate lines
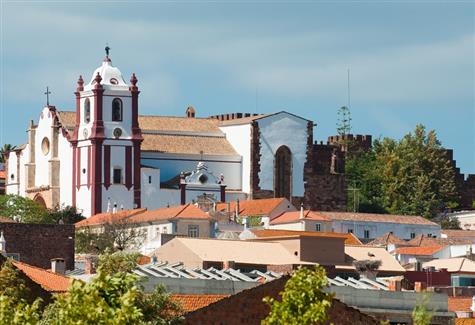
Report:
71,50,143,216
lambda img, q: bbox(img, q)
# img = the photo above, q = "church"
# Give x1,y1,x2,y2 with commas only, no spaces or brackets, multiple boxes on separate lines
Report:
5,52,356,217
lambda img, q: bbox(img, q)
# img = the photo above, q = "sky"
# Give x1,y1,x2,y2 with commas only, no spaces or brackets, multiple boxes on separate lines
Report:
0,1,474,174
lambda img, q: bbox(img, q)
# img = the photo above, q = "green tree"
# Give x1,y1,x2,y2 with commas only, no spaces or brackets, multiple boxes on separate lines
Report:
412,292,432,325
336,106,351,136
97,249,140,275
136,285,183,325
345,125,459,219
0,295,42,325
262,266,332,325
0,144,16,164
0,195,48,223
44,205,85,224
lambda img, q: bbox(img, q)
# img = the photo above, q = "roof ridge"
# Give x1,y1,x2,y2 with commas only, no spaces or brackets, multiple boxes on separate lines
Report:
171,204,192,219
12,260,70,280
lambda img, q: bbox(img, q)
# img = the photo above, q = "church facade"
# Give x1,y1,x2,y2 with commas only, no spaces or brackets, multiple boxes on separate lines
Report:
5,54,354,217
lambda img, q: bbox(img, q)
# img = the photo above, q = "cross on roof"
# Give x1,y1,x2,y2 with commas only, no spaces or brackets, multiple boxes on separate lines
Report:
44,87,51,106
105,45,110,57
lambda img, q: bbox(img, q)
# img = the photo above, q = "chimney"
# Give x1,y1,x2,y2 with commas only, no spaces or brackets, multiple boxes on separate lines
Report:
106,198,111,212
0,231,6,255
414,282,426,292
388,279,401,291
235,199,240,220
299,203,305,220
112,202,117,213
84,257,96,275
51,258,66,274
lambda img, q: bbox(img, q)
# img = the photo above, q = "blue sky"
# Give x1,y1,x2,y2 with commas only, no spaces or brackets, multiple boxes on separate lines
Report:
1,1,474,174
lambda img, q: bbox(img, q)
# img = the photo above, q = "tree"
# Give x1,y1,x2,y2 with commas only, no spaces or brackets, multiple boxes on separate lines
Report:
76,221,145,254
0,295,42,325
0,144,16,164
136,285,183,325
262,266,333,325
0,195,48,223
336,106,351,136
412,292,432,325
97,249,140,275
44,205,85,224
345,125,459,219
438,215,461,230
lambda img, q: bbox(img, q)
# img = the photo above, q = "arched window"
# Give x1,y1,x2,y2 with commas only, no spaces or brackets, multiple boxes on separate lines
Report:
274,145,292,199
84,98,90,123
112,98,122,122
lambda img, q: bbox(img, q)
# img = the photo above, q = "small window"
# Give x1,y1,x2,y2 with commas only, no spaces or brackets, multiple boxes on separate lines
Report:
10,174,14,180
410,232,416,239
315,223,321,232
155,227,160,238
162,227,168,234
188,225,199,238
427,233,432,238
148,176,152,184
112,98,123,121
84,98,90,123
113,168,122,184
347,229,353,234
364,230,370,239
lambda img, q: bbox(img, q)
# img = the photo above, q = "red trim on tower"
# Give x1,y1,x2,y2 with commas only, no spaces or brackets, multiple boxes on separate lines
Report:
72,75,84,142
133,142,141,208
90,73,105,140
125,146,132,190
104,145,111,189
90,141,103,215
87,146,91,189
72,145,77,206
76,147,81,190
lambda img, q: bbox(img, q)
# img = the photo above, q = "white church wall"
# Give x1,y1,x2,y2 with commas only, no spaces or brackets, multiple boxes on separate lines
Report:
18,145,29,196
76,144,91,217
34,108,54,187
102,93,132,139
257,113,308,197
219,124,251,193
6,151,19,195
140,153,242,190
141,167,162,209
59,135,72,206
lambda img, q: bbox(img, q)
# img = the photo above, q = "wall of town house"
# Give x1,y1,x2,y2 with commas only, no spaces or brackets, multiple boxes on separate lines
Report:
175,219,212,238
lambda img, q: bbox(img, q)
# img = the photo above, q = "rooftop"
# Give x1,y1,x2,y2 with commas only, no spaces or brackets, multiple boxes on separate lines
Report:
12,260,71,292
247,229,363,245
314,211,439,226
393,246,444,256
341,246,405,273
448,296,473,312
215,198,293,217
270,210,331,225
127,204,209,224
423,257,475,273
172,294,229,313
75,208,146,227
367,232,409,246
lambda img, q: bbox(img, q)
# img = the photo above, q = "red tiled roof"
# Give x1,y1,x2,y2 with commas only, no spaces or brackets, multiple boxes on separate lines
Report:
127,204,209,223
313,211,438,226
270,210,330,224
407,234,470,246
172,294,229,313
442,230,475,238
448,297,472,312
0,216,16,223
12,261,71,292
394,246,444,256
368,232,408,246
215,198,291,216
456,319,475,325
250,229,363,245
75,208,147,227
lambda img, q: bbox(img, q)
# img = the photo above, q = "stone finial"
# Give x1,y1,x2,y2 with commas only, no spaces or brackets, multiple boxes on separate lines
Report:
94,72,102,85
77,75,84,91
299,203,305,219
0,231,6,254
130,73,138,86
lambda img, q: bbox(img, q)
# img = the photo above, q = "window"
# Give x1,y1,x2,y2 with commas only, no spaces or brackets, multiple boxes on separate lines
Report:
112,98,123,121
113,168,122,184
364,230,370,239
315,223,321,232
148,176,152,184
347,229,353,234
84,98,90,123
427,233,432,238
188,225,199,238
162,227,168,234
155,227,160,238
410,232,416,239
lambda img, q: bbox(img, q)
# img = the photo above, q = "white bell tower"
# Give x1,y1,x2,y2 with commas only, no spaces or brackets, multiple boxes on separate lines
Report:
71,47,143,217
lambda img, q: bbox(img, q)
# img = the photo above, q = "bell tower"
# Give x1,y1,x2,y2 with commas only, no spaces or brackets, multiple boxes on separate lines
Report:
72,48,143,217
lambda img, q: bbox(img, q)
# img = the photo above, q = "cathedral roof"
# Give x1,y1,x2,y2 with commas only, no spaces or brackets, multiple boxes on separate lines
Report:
85,59,128,90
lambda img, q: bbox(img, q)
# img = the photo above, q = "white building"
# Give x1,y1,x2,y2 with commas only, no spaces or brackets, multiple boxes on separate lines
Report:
5,53,316,217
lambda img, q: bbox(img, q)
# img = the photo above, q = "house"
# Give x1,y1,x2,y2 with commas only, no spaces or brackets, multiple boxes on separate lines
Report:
267,205,333,232
424,258,475,286
0,222,75,270
393,246,450,266
75,204,216,254
312,211,441,241
239,228,363,245
442,230,475,244
448,296,475,319
152,235,405,276
368,232,411,251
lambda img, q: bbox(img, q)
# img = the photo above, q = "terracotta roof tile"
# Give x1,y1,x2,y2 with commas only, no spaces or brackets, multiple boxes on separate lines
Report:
56,111,76,129
368,233,408,246
394,246,444,256
139,116,220,132
127,204,209,223
270,210,330,225
314,211,438,226
12,261,71,292
249,229,363,245
141,133,237,155
172,294,228,313
456,319,475,325
215,198,291,217
75,208,147,227
449,297,473,312
407,235,470,246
